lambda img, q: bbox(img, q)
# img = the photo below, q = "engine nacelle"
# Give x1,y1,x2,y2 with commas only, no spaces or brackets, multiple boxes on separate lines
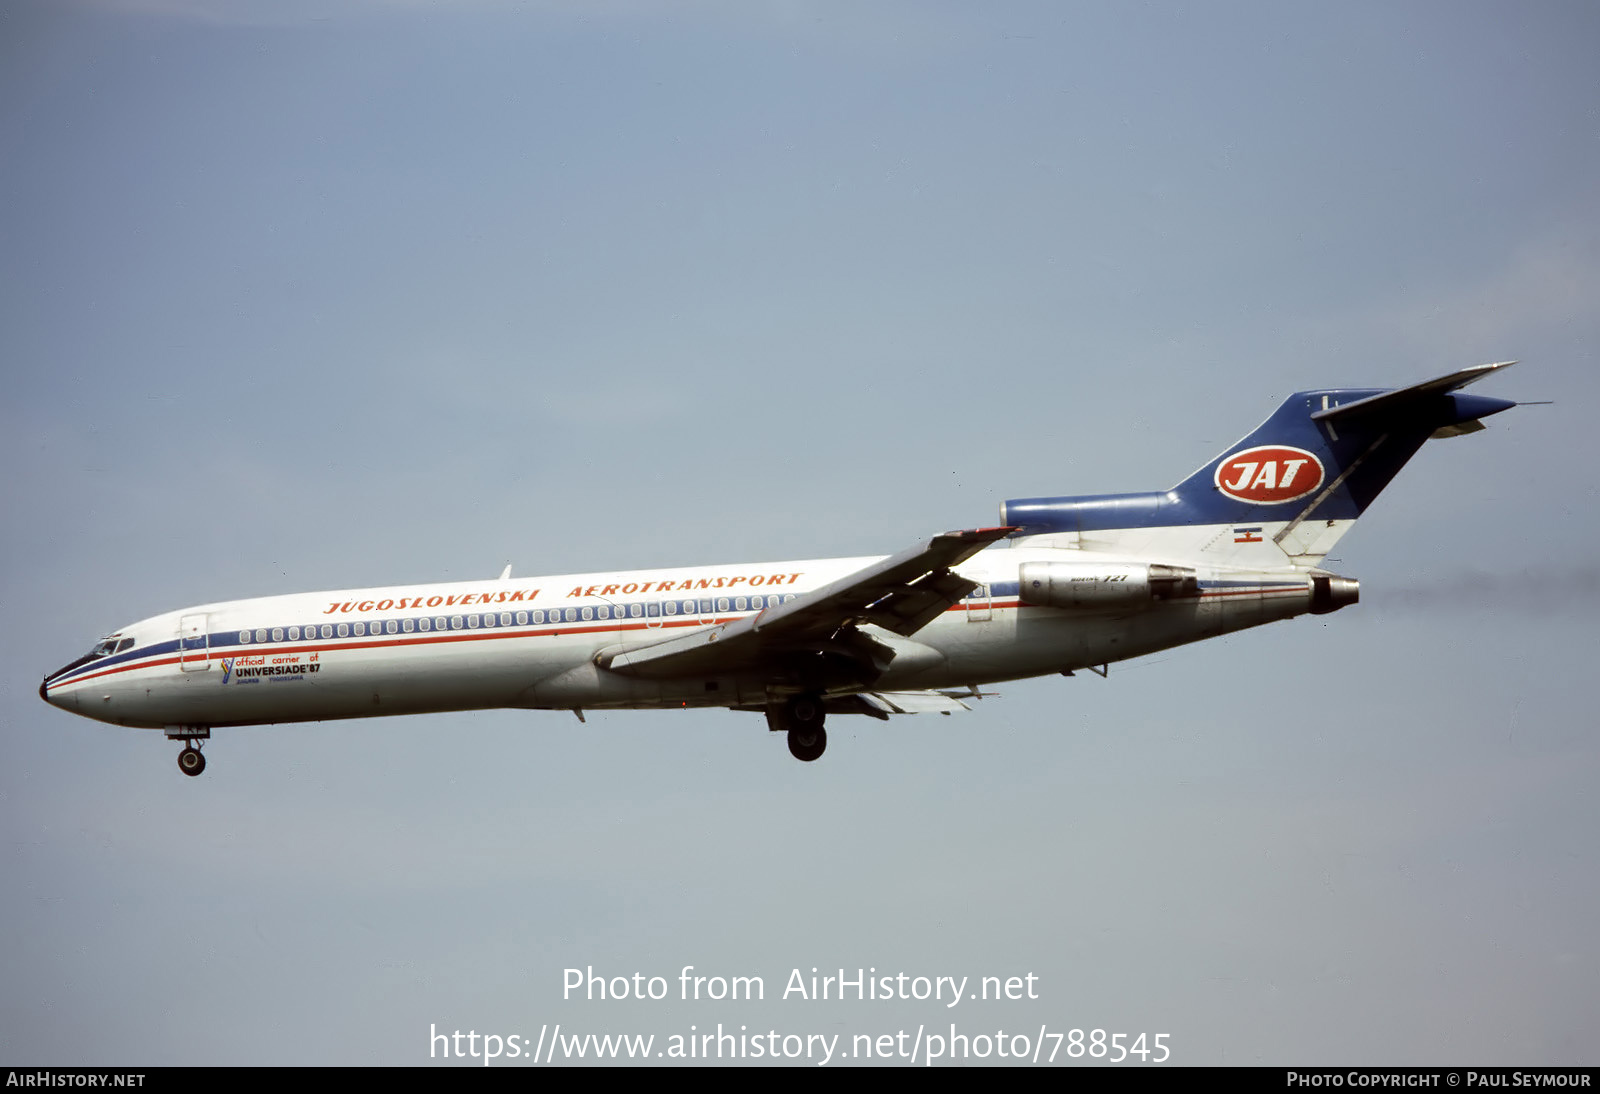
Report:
1018,561,1199,609
1309,573,1360,614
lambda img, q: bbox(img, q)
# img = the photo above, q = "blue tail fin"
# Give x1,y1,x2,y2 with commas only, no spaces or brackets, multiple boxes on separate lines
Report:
1002,362,1518,567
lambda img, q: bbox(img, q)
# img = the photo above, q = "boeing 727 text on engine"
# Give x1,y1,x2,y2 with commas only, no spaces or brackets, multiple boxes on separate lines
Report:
41,362,1520,775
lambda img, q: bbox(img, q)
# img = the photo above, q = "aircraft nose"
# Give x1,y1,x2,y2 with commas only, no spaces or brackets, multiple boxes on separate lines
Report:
40,665,74,709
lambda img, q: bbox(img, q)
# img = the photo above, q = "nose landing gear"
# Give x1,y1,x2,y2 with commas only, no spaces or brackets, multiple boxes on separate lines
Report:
177,745,206,777
165,726,211,777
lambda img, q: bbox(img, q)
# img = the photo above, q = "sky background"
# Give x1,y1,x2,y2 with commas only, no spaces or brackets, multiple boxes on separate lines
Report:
2,0,1597,1067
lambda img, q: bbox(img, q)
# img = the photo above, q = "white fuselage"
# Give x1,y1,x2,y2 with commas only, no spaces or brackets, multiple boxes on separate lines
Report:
43,542,1315,732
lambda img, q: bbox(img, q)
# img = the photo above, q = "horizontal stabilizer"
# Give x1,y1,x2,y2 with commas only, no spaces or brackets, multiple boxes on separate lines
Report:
1312,361,1516,425
1431,419,1487,439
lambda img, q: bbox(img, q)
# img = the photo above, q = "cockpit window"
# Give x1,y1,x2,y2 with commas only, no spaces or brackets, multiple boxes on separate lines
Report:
86,636,136,659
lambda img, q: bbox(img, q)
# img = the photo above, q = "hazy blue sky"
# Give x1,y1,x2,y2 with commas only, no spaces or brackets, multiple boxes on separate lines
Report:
3,0,1597,1066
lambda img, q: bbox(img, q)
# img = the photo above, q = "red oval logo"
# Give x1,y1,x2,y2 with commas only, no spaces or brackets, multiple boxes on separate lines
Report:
1214,445,1325,504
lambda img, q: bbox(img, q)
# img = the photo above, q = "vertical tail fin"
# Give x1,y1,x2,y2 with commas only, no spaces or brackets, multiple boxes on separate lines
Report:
1002,363,1518,567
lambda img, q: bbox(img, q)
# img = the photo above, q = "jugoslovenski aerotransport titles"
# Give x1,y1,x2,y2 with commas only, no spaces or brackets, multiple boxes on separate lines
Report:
41,362,1520,776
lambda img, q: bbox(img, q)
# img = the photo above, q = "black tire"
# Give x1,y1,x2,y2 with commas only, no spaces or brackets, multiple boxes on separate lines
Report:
787,726,827,763
788,695,824,728
177,748,206,777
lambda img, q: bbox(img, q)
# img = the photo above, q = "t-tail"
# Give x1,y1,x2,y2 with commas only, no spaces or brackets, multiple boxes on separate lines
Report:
1002,362,1519,570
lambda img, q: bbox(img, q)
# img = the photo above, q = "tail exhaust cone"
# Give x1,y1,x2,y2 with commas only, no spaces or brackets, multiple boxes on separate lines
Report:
1311,574,1360,615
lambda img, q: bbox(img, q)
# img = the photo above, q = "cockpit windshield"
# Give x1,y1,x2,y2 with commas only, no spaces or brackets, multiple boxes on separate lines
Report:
88,637,133,658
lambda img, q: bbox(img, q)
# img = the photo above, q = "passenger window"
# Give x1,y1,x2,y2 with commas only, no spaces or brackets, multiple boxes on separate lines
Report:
631,604,643,618
289,626,301,640
321,624,333,639
717,597,729,612
516,611,528,625
580,606,593,621
337,623,349,637
664,601,677,616
419,617,431,632
564,608,578,622
482,613,495,629
271,628,283,642
531,610,544,624
239,631,252,644
255,629,267,643
402,618,414,633
451,615,463,630
648,602,660,617
384,620,396,634
467,615,479,629
735,597,747,611
435,617,447,631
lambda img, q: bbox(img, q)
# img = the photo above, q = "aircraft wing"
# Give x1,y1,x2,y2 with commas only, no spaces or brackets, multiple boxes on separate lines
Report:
597,527,1012,680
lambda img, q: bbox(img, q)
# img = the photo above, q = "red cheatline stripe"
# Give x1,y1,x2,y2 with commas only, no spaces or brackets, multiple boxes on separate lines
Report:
46,590,1300,693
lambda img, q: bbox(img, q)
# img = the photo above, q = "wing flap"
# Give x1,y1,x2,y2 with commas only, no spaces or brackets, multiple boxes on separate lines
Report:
597,527,1012,680
859,690,974,715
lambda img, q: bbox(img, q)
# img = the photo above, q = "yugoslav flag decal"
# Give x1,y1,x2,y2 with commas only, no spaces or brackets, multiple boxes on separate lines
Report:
1214,445,1325,504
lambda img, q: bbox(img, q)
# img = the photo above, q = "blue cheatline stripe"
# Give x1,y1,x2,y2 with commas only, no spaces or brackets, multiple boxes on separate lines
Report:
49,578,1312,692
49,594,803,688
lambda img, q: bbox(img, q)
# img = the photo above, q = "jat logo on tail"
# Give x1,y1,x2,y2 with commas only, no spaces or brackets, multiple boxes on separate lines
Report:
1214,445,1325,504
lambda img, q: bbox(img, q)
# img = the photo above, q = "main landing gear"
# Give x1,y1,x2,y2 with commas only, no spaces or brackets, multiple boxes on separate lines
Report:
767,696,827,763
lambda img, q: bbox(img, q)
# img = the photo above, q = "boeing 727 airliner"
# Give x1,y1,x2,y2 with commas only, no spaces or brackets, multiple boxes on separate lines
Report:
41,363,1520,775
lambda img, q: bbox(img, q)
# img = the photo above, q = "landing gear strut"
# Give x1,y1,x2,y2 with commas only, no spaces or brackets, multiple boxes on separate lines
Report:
177,744,206,777
767,696,827,762
166,726,211,777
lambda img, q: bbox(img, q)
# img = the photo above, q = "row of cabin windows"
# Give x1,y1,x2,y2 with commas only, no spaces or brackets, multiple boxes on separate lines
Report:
234,594,797,646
